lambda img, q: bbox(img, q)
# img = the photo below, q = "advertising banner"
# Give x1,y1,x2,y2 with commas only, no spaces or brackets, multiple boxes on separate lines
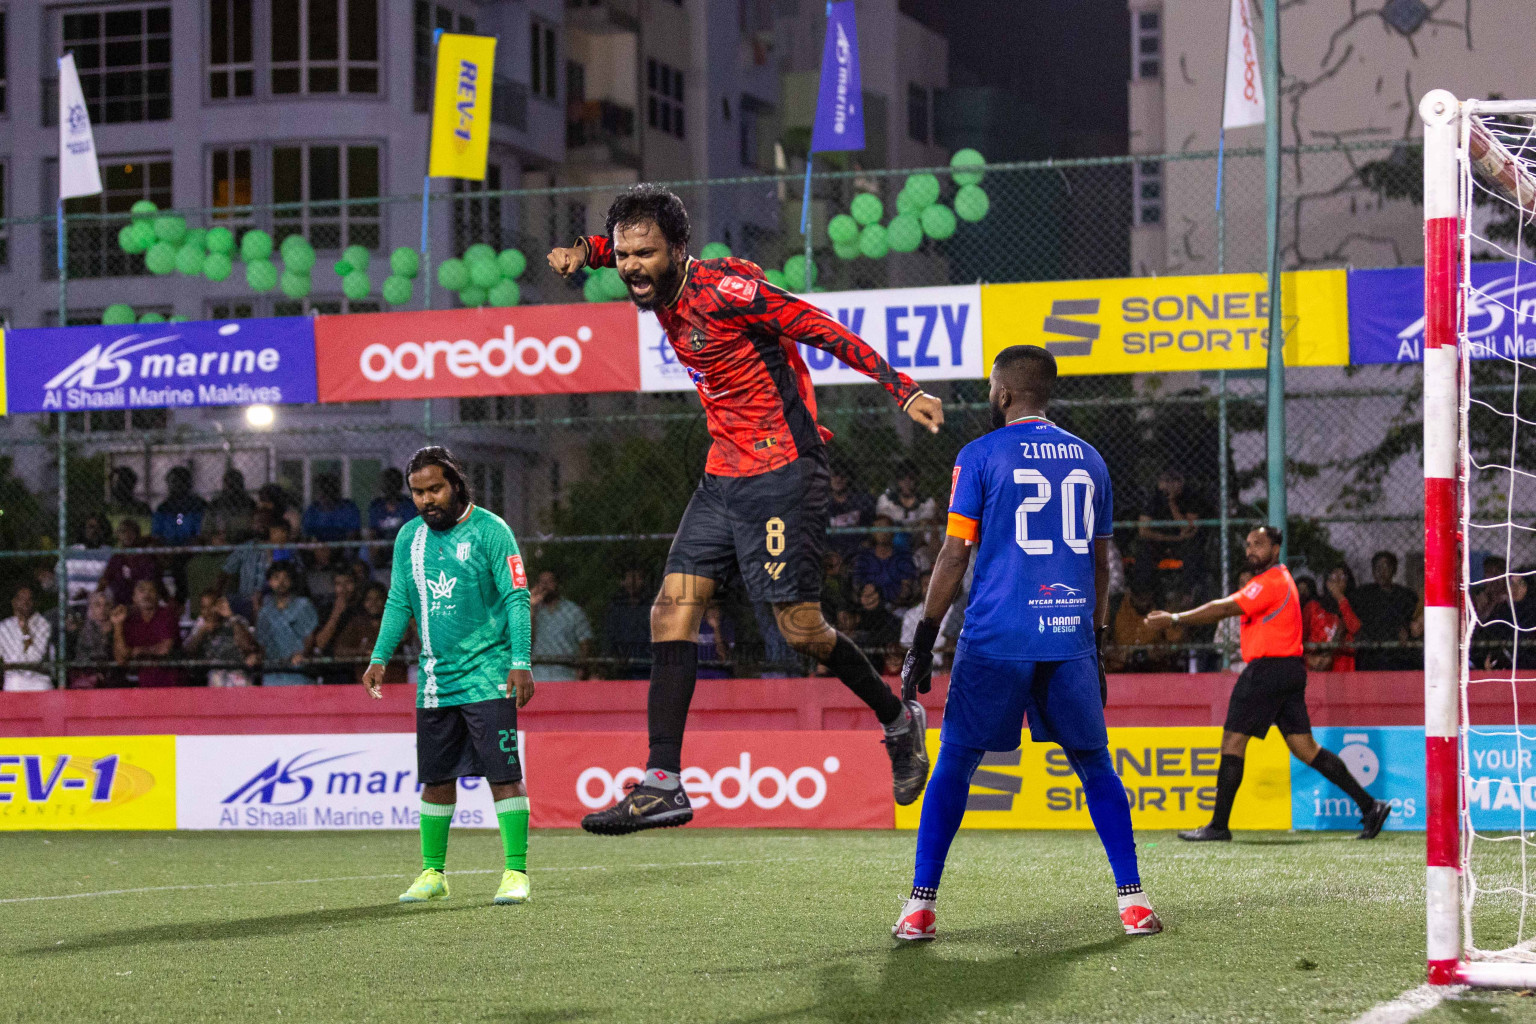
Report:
0,735,176,830
314,304,641,402
428,33,497,181
1349,261,1536,365
894,727,1293,830
4,317,317,414
526,731,893,829
982,270,1349,376
639,284,982,392
1291,726,1423,831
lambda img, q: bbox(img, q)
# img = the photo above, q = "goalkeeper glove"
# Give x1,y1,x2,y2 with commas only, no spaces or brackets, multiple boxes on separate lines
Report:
1096,625,1110,708
901,617,941,702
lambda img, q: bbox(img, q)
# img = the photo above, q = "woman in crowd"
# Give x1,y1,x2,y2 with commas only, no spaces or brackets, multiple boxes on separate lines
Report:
1303,565,1361,672
67,589,118,689
111,578,184,687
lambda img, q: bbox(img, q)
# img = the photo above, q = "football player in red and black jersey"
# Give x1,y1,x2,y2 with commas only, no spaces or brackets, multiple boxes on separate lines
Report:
549,184,943,834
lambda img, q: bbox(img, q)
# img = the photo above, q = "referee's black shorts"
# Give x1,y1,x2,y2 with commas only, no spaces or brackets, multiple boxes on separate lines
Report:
1224,656,1311,738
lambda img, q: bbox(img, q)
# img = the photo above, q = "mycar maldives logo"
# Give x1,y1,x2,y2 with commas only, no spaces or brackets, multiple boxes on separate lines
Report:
359,325,592,381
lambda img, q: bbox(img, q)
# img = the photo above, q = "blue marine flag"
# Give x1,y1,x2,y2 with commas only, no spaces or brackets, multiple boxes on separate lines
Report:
810,1,864,153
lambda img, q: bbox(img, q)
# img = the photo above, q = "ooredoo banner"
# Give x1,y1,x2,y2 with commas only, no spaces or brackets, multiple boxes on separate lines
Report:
314,303,641,402
0,735,177,830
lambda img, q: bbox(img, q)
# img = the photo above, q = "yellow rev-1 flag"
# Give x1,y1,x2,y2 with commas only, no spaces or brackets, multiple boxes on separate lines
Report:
428,33,497,180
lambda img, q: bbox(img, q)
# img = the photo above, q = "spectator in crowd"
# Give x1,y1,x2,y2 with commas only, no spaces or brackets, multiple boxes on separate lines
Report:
334,582,409,686
876,460,938,562
751,601,797,677
112,578,182,687
1135,467,1205,594
255,563,318,686
1352,551,1423,669
696,601,734,679
100,518,159,608
257,482,302,536
105,466,152,537
1108,585,1184,673
1305,566,1362,672
310,569,360,684
1474,554,1510,622
367,469,415,563
302,473,361,544
0,584,53,691
827,464,876,558
1212,571,1254,672
30,564,60,618
530,570,593,682
347,557,376,594
184,589,259,687
602,567,653,679
851,582,903,674
183,526,228,610
204,468,257,541
66,589,118,689
900,570,961,669
65,514,114,609
218,509,276,618
1477,569,1536,671
304,546,340,606
151,466,206,546
852,515,918,606
1295,575,1318,610
820,550,854,624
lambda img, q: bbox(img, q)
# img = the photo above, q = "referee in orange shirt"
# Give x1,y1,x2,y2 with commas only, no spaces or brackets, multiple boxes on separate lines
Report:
1145,526,1391,841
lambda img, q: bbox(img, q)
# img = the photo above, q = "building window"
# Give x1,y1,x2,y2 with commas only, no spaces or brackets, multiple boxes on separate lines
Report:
493,74,528,130
1134,160,1163,225
272,143,380,251
739,95,771,170
453,163,504,252
1133,8,1161,81
51,156,173,279
60,6,173,123
0,162,7,268
271,0,379,96
414,4,477,113
647,58,684,139
907,83,929,144
209,301,255,319
208,0,253,99
211,147,253,225
0,9,8,116
530,20,557,101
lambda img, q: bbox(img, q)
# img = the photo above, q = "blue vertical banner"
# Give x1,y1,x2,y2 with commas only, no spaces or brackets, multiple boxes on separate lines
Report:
810,1,865,154
1292,727,1423,831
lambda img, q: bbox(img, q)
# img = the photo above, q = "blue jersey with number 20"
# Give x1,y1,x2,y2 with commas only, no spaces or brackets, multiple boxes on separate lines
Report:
946,417,1113,661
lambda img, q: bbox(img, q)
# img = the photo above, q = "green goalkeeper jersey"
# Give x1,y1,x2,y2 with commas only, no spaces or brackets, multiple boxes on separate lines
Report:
370,504,533,708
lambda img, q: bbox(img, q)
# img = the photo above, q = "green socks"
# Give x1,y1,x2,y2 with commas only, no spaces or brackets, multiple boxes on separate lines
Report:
420,800,455,871
495,796,530,872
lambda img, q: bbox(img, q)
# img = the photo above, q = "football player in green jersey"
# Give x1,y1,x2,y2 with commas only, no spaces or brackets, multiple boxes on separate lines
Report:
362,446,536,905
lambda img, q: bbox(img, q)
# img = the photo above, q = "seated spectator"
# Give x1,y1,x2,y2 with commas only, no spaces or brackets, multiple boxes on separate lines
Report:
334,582,409,686
697,601,734,679
151,466,206,546
852,516,918,606
1478,569,1536,671
112,579,183,687
218,509,275,619
302,473,362,544
602,567,653,680
30,564,60,618
1134,467,1205,594
204,468,257,541
827,464,876,558
256,563,318,686
0,584,53,691
1107,586,1184,673
367,469,415,567
852,582,903,674
105,466,152,538
876,460,938,563
1305,566,1361,672
184,525,228,612
530,570,592,682
304,546,340,606
347,557,376,593
184,589,258,687
100,518,160,608
751,601,796,677
66,589,119,689
65,514,114,609
820,550,854,624
257,482,302,536
1295,574,1318,609
1352,551,1422,669
1212,571,1253,671
310,569,360,684
900,570,961,669
1474,555,1510,622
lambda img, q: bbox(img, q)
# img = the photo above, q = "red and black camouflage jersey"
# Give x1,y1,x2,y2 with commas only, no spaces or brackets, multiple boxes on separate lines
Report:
581,235,922,478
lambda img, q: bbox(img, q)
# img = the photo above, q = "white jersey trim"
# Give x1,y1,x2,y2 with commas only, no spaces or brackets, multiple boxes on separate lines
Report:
409,522,439,708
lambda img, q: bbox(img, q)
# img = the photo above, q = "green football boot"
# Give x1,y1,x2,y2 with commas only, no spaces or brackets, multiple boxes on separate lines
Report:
493,869,531,905
398,868,450,903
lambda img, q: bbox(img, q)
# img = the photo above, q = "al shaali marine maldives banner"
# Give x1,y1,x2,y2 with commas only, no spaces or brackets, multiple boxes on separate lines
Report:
3,317,318,414
1348,260,1536,365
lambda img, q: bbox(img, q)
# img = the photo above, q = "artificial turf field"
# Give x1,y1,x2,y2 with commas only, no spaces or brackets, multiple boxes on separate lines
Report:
3,829,1535,1024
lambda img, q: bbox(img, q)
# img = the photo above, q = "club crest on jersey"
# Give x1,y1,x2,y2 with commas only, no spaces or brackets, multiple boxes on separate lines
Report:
426,570,458,600
456,541,471,560
506,554,528,589
690,328,706,352
715,275,759,305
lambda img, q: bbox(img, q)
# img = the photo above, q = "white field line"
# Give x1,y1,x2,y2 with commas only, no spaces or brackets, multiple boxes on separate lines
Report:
1348,984,1460,1024
0,856,812,906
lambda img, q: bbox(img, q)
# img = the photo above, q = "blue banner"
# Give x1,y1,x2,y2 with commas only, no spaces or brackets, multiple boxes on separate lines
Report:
810,1,864,154
4,317,318,414
1463,726,1536,832
1292,726,1423,831
1348,260,1536,364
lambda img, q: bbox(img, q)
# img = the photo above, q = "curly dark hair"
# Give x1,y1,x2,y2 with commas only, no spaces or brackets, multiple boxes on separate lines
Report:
405,445,473,507
604,184,691,251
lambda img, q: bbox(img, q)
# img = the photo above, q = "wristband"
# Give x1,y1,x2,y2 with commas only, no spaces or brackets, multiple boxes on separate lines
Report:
911,617,941,657
1171,612,1182,625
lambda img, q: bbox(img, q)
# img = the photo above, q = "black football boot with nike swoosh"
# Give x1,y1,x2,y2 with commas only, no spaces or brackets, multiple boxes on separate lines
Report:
581,780,694,835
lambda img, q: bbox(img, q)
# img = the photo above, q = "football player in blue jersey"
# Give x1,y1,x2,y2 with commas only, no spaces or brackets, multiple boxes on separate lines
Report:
891,345,1162,942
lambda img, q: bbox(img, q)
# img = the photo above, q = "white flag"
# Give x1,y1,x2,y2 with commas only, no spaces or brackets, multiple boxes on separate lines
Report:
1222,0,1265,130
58,53,102,200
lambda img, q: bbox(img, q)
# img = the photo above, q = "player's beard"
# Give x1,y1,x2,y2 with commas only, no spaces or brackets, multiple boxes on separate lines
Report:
989,398,1008,430
420,493,467,531
625,255,684,311
1245,550,1278,572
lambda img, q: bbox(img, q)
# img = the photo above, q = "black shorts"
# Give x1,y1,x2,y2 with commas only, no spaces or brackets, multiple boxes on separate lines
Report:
664,449,828,604
416,698,522,785
1224,656,1311,738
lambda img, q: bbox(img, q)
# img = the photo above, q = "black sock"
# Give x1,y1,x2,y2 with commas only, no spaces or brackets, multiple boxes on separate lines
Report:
911,884,937,901
1309,747,1375,813
1210,754,1244,831
646,641,698,774
823,633,903,725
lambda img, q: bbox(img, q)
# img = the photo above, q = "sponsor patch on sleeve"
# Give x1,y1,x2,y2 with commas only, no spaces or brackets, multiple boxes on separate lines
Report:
715,275,759,305
507,554,529,590
950,465,962,506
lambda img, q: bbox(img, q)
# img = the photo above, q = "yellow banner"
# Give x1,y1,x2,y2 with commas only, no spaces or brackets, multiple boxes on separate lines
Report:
981,269,1349,375
428,33,497,180
895,727,1292,830
0,328,8,416
0,736,176,830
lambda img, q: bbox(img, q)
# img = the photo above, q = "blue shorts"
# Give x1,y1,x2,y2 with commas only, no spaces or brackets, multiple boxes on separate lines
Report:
941,645,1108,752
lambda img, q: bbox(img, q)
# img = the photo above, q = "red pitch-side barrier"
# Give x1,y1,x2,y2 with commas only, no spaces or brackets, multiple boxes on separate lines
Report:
4,671,1527,737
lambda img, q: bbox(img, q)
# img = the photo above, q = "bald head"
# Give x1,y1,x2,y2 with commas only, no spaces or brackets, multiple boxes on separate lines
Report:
988,345,1056,427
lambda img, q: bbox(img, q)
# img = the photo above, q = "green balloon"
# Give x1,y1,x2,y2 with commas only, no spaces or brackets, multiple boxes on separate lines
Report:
280,270,312,299
342,270,371,301
833,238,862,261
497,248,527,280
488,279,521,307
118,224,148,254
955,184,990,223
130,200,158,221
128,220,157,252
138,312,167,324
382,275,413,305
905,173,941,209
333,260,353,277
170,317,189,323
469,258,501,290
280,235,316,273
850,193,883,226
765,269,789,289
145,242,177,275
341,245,371,274
888,213,923,253
102,304,135,326
598,266,628,301
183,228,207,253
202,252,234,282
391,247,421,279
951,148,986,187
437,258,470,291
463,243,497,266
783,254,819,291
827,214,859,244
858,224,889,259
920,203,957,240
175,243,205,276
894,189,923,217
458,284,488,307
582,273,607,303
240,229,273,262
245,258,278,292
154,216,187,245
205,226,235,255
699,242,732,260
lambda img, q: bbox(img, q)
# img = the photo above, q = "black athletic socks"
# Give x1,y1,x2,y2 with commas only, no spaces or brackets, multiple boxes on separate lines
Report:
646,641,699,774
1116,883,1143,897
824,633,904,724
1210,754,1245,831
1309,747,1374,813
911,885,938,901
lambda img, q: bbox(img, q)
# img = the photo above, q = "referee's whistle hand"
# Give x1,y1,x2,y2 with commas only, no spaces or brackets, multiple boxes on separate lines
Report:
906,393,944,434
361,664,385,700
508,669,535,709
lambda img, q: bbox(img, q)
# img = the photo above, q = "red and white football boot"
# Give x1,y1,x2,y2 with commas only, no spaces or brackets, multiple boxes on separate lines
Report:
1118,891,1163,936
892,896,938,941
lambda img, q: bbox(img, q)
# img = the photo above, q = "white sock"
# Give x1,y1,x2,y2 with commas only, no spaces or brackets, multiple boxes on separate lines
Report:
645,767,682,790
882,707,913,738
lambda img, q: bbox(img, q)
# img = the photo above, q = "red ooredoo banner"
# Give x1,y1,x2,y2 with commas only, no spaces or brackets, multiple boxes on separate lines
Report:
313,303,640,402
525,731,893,829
